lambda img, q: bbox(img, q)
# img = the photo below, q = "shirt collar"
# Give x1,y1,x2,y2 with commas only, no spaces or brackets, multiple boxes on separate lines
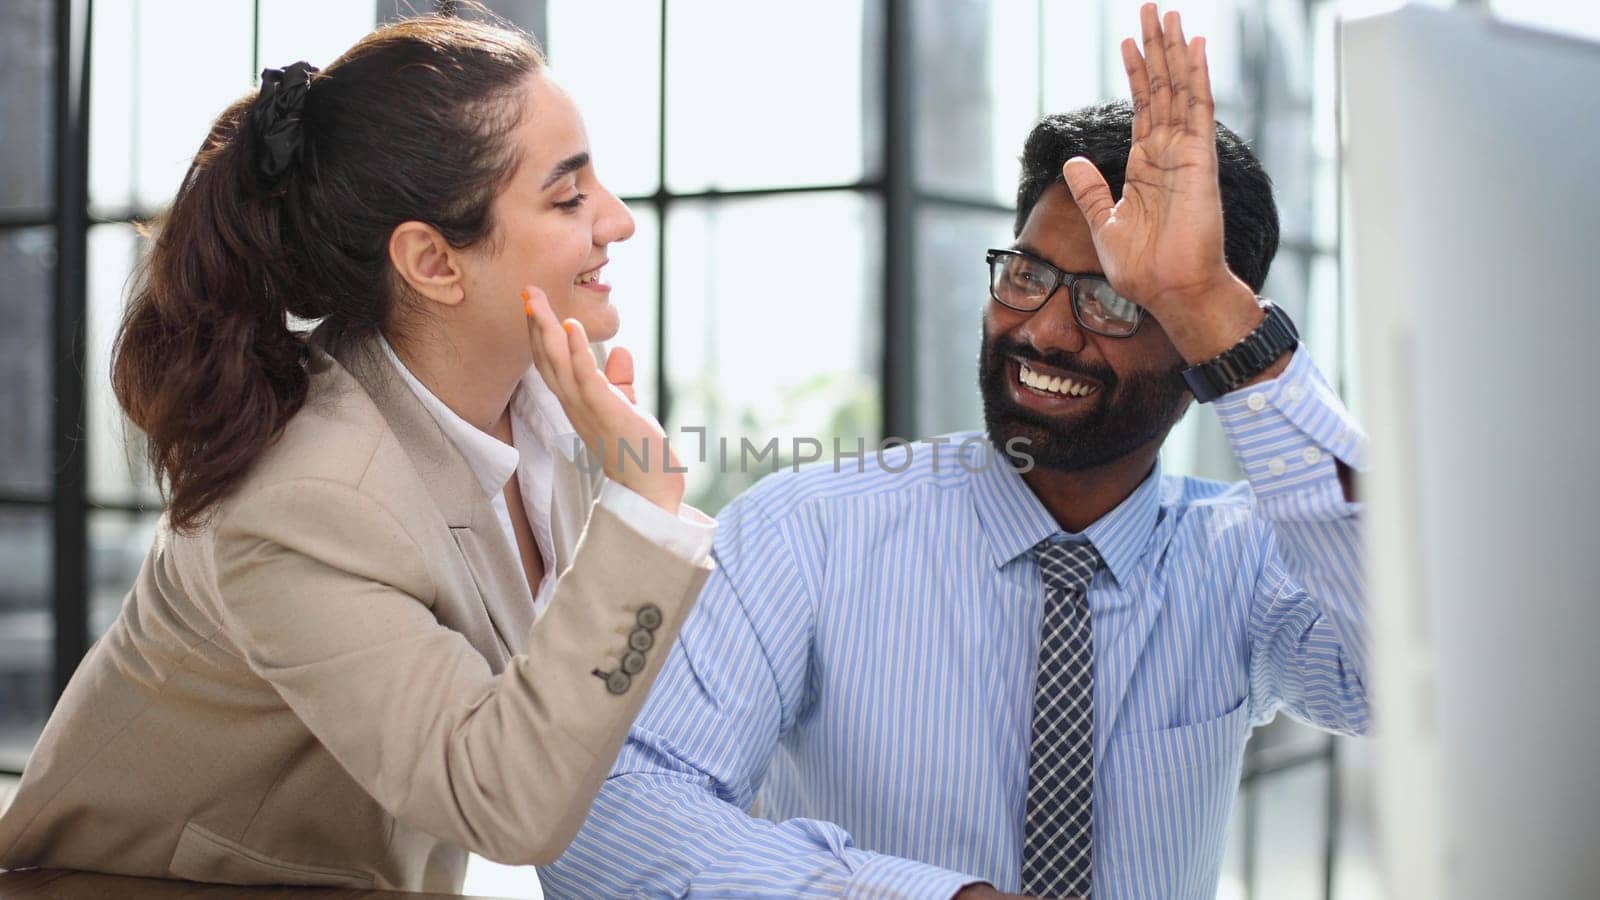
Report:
507,357,581,463
970,436,1163,587
1081,463,1163,588
377,334,521,500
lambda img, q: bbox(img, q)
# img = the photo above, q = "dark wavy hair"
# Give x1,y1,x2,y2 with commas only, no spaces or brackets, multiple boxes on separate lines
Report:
112,13,543,532
1015,99,1280,292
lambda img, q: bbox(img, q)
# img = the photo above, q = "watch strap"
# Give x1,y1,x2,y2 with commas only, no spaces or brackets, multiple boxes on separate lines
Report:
1181,301,1299,403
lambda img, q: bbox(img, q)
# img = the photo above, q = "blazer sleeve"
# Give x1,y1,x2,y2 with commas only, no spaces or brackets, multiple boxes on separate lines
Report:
210,477,713,866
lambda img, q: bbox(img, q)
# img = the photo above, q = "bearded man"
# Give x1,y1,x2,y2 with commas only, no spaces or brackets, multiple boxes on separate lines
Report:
544,7,1366,899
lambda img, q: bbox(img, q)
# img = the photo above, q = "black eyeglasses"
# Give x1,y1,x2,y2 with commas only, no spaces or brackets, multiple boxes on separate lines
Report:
985,248,1146,338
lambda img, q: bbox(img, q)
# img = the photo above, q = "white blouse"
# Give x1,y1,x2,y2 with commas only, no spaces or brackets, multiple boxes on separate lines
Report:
378,336,714,618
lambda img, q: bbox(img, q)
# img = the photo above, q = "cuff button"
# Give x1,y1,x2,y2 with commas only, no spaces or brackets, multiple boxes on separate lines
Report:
605,670,632,695
637,605,663,630
629,628,655,652
621,650,647,675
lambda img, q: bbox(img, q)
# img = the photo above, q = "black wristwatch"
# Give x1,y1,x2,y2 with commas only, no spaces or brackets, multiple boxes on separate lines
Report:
1180,300,1299,403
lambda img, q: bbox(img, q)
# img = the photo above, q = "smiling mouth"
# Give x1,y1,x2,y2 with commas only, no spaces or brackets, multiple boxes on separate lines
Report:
574,263,608,287
1017,360,1101,398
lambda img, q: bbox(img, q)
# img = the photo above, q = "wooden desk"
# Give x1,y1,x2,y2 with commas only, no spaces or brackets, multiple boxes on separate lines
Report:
0,869,517,899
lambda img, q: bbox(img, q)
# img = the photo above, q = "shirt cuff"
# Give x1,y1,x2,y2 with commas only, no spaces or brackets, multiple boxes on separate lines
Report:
844,852,986,899
597,479,716,566
1214,345,1367,515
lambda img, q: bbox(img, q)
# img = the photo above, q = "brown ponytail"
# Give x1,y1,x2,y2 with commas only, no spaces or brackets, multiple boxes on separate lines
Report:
111,12,542,532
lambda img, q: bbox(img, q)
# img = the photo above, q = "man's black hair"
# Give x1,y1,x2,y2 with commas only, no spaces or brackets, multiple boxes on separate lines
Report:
1015,100,1280,293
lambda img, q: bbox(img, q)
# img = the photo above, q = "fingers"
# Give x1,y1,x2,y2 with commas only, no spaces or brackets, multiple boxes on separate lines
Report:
1129,4,1211,137
1121,38,1152,140
1139,3,1173,130
605,346,638,405
562,316,594,375
1186,36,1215,136
522,286,572,393
561,315,610,401
563,317,639,425
1061,157,1116,231
1163,10,1190,128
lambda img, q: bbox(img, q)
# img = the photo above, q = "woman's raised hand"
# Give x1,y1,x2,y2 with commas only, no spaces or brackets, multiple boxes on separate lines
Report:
522,286,685,514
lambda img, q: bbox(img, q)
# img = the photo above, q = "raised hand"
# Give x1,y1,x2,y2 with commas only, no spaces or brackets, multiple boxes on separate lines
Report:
522,286,685,513
1060,3,1260,362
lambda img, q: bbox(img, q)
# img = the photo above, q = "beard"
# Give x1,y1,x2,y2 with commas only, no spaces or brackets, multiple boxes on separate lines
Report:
979,328,1191,473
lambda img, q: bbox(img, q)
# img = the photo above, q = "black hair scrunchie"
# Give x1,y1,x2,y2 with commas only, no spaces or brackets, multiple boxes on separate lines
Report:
251,61,319,181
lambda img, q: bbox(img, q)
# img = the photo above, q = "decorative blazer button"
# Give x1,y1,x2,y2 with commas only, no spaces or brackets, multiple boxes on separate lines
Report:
605,670,631,695
621,650,647,675
637,605,663,630
629,628,654,652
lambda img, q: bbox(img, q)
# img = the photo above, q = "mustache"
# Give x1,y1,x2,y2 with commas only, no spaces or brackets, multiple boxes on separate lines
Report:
987,335,1118,391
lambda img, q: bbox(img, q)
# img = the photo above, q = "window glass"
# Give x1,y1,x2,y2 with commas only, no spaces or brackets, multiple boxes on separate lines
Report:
90,511,159,639
257,0,378,72
665,192,882,513
914,206,1013,437
547,0,662,198
88,0,134,214
914,0,1040,205
665,1,875,192
0,229,54,497
605,203,661,416
86,224,160,506
0,508,51,772
127,1,254,210
0,0,53,216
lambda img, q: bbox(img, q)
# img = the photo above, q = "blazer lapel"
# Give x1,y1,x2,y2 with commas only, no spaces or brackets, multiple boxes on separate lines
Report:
321,328,535,663
322,328,480,529
447,518,536,659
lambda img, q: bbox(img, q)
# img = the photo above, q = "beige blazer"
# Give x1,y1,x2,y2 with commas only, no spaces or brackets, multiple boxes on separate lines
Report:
0,329,712,892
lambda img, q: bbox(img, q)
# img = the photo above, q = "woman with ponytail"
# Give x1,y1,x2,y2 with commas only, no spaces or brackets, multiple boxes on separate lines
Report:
0,12,712,892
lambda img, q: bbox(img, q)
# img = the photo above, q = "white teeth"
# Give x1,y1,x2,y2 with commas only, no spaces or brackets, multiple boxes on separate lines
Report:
575,270,601,285
1019,363,1093,398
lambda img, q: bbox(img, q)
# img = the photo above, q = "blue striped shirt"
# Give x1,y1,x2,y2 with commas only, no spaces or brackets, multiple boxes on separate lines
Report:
543,348,1368,899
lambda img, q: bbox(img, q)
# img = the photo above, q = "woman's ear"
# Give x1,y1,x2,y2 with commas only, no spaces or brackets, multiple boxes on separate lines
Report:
388,221,465,306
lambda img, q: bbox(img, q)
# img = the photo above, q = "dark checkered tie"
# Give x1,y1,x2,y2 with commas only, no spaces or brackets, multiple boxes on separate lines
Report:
1021,540,1103,899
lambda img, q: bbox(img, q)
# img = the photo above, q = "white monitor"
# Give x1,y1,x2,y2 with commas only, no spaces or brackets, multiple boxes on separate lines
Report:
1342,6,1600,899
